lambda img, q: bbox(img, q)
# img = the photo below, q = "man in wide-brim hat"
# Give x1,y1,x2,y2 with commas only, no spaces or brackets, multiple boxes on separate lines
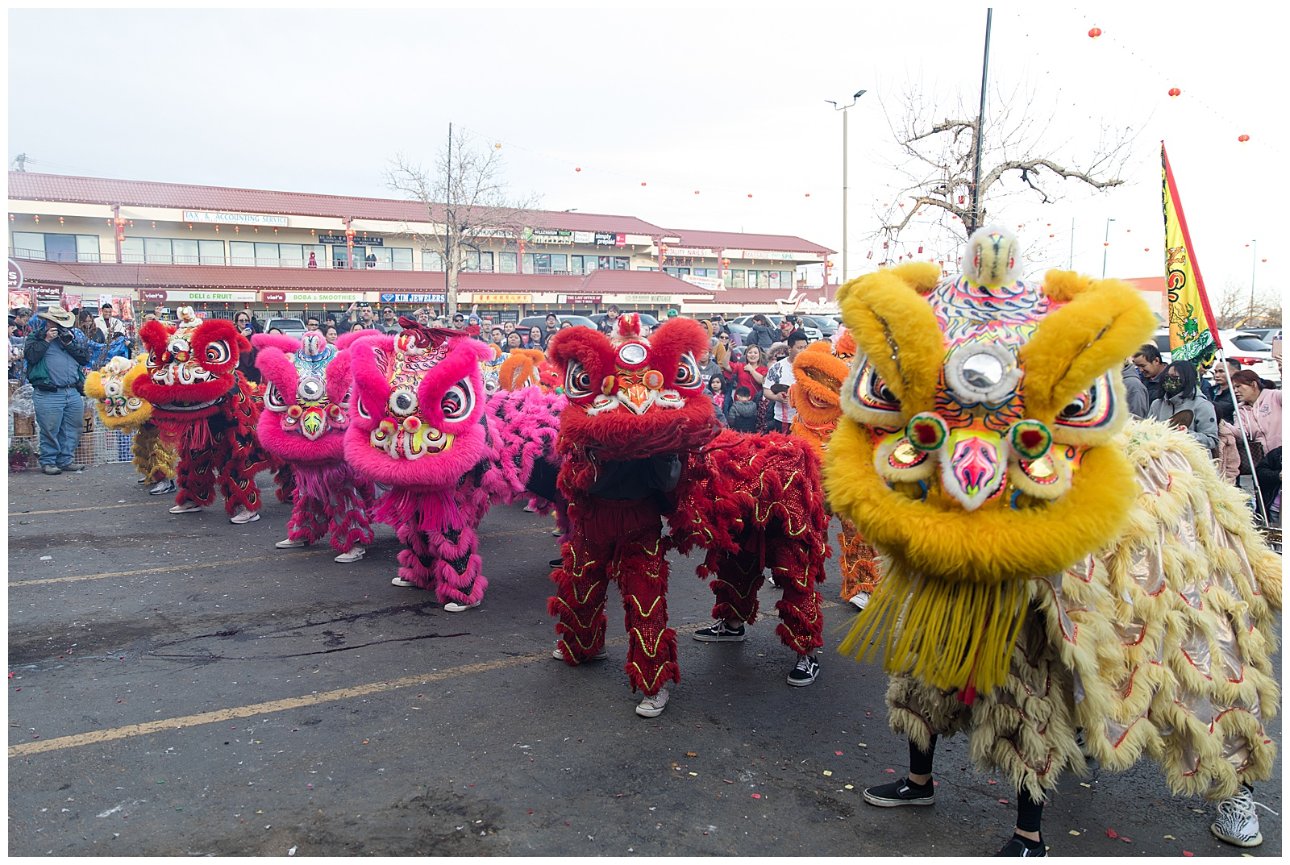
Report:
25,307,91,474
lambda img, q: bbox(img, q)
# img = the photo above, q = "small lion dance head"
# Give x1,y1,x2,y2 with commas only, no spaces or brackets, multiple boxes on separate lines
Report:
256,331,353,463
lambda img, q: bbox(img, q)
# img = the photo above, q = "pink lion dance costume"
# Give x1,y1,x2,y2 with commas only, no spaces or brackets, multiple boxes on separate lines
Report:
546,315,829,717
133,306,285,524
345,319,562,609
254,330,377,563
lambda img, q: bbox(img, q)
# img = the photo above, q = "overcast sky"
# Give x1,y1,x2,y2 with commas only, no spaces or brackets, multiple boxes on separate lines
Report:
7,3,1286,307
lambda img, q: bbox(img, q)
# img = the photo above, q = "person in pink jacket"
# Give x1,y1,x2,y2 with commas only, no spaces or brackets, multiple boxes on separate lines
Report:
1232,370,1282,453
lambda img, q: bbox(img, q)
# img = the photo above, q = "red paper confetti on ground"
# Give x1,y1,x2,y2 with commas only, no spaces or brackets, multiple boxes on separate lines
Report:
1106,828,1118,839
834,751,844,756
751,793,762,799
997,799,1009,805
884,768,896,774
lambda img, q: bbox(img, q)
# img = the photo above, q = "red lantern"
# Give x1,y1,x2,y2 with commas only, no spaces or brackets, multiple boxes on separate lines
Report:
746,193,753,198
1168,87,1181,97
1238,134,1250,142
917,245,923,254
720,258,730,268
1088,27,1102,38
575,167,582,172
958,195,965,204
804,193,811,198
694,190,700,195
640,182,647,187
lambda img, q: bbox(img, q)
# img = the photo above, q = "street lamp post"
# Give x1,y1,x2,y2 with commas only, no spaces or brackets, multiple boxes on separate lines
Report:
827,89,866,286
1249,239,1258,321
1101,217,1115,279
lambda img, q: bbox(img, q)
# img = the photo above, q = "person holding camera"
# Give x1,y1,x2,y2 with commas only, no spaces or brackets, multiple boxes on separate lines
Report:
24,308,91,475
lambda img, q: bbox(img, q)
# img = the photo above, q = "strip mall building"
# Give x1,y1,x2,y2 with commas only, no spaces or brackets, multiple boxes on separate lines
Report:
6,172,839,323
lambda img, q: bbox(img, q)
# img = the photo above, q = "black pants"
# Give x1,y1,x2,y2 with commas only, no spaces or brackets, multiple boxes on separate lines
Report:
910,736,1043,832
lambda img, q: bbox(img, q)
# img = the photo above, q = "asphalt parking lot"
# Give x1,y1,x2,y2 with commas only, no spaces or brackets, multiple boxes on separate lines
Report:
7,463,1282,857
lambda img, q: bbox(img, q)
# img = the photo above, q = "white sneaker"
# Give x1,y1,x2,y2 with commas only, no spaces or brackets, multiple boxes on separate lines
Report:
391,576,416,587
148,479,177,496
275,538,307,549
635,688,669,718
849,592,870,611
334,545,365,563
169,502,202,514
523,503,538,513
230,507,260,525
443,599,480,612
1210,787,1269,847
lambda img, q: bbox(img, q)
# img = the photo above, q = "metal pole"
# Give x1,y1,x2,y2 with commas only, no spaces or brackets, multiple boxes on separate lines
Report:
1068,217,1075,269
841,106,851,286
968,8,992,235
445,122,454,317
1249,239,1257,321
1101,217,1115,278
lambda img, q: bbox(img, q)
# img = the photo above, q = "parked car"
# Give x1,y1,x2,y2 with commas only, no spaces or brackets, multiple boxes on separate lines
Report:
265,317,306,337
1152,328,1280,386
589,312,660,330
797,314,837,339
728,314,823,342
516,314,597,332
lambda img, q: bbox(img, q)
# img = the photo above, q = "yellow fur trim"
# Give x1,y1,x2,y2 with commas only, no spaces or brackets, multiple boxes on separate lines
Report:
837,269,944,414
1020,278,1156,424
1038,269,1093,303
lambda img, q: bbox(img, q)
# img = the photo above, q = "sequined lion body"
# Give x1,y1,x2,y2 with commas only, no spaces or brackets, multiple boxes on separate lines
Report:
547,316,828,699
84,355,177,484
825,229,1280,802
132,307,286,516
254,331,376,555
344,322,562,605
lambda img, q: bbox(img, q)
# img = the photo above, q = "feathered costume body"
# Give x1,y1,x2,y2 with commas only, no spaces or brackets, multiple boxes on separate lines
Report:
547,315,828,697
84,355,177,483
825,228,1280,802
254,330,376,555
132,307,287,516
344,321,562,605
788,335,882,601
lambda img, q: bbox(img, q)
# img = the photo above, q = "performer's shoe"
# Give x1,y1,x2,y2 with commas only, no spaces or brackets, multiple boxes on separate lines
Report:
862,777,935,807
994,835,1047,857
148,479,177,496
551,643,608,662
391,576,417,587
849,592,870,611
230,507,260,524
334,545,365,563
137,476,149,484
1211,787,1267,848
635,688,669,718
443,600,480,612
548,558,563,568
787,654,820,687
169,502,203,514
693,620,746,642
275,538,308,549
523,502,539,513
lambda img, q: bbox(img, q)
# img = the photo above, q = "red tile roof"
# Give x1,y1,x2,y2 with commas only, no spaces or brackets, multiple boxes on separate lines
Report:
665,227,833,256
11,259,707,297
7,171,669,237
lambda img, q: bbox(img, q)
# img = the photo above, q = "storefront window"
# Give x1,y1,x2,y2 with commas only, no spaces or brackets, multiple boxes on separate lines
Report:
11,232,44,259
199,240,225,265
121,237,144,263
423,250,444,271
173,238,199,265
229,241,254,266
499,251,517,274
75,235,101,262
391,248,413,271
144,237,173,264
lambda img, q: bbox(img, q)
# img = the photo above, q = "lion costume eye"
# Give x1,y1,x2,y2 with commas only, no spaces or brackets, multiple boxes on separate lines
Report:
354,396,370,419
1054,373,1114,430
204,340,231,365
440,381,475,422
565,361,593,398
674,353,701,390
263,383,287,412
841,353,905,427
854,358,900,412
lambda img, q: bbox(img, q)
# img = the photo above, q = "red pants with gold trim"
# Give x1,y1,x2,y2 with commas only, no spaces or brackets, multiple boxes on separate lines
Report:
548,496,678,697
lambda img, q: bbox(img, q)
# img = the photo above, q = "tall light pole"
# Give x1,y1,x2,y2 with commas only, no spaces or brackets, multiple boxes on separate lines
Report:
827,89,866,285
1101,217,1115,278
1249,239,1258,321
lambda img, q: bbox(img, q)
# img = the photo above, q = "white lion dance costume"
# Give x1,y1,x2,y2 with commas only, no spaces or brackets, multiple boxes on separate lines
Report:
826,228,1280,855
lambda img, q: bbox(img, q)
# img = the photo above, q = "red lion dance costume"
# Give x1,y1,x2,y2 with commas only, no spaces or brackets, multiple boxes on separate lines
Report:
345,320,563,610
547,315,829,718
254,330,377,563
134,307,285,524
788,336,882,609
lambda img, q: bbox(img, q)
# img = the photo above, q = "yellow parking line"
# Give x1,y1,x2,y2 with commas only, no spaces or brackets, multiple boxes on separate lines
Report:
9,502,155,518
8,652,544,758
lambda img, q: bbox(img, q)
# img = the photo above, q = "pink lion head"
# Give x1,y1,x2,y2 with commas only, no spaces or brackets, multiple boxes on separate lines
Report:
344,324,491,489
254,330,354,464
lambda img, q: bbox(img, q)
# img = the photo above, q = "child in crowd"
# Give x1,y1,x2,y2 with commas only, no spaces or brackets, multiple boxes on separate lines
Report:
707,374,727,424
726,386,759,433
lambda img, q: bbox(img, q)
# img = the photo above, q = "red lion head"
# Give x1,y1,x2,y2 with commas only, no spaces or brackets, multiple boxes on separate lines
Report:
547,315,717,459
133,307,249,422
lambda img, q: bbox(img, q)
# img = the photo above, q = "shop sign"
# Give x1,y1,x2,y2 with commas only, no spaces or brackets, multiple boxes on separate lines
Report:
617,293,675,305
624,234,652,246
379,292,446,304
183,210,290,227
7,258,23,291
573,231,595,244
282,292,362,304
726,249,802,261
469,293,531,304
563,295,602,305
141,289,168,303
526,228,574,245
147,289,260,303
261,291,287,303
665,246,717,258
595,232,626,247
680,274,724,292
317,234,384,247
35,284,63,304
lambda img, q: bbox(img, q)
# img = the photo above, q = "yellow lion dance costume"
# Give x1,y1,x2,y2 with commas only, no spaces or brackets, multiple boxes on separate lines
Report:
826,227,1279,854
84,356,177,486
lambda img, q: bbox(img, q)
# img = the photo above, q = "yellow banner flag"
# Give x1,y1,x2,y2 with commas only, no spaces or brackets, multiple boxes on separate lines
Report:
1161,142,1221,368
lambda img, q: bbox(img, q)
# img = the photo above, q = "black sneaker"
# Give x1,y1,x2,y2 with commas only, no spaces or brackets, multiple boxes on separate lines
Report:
994,835,1046,857
693,620,746,642
57,462,86,473
787,654,820,686
548,558,562,568
862,777,935,807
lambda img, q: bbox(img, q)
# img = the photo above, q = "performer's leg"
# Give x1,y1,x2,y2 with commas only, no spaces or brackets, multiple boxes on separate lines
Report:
768,532,824,658
326,477,376,555
837,517,882,606
707,544,763,628
175,447,217,508
548,532,611,664
616,530,678,697
995,787,1047,855
862,735,938,807
287,493,327,545
424,522,486,607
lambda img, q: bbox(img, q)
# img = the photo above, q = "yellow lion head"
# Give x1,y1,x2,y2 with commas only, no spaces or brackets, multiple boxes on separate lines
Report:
84,356,153,429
